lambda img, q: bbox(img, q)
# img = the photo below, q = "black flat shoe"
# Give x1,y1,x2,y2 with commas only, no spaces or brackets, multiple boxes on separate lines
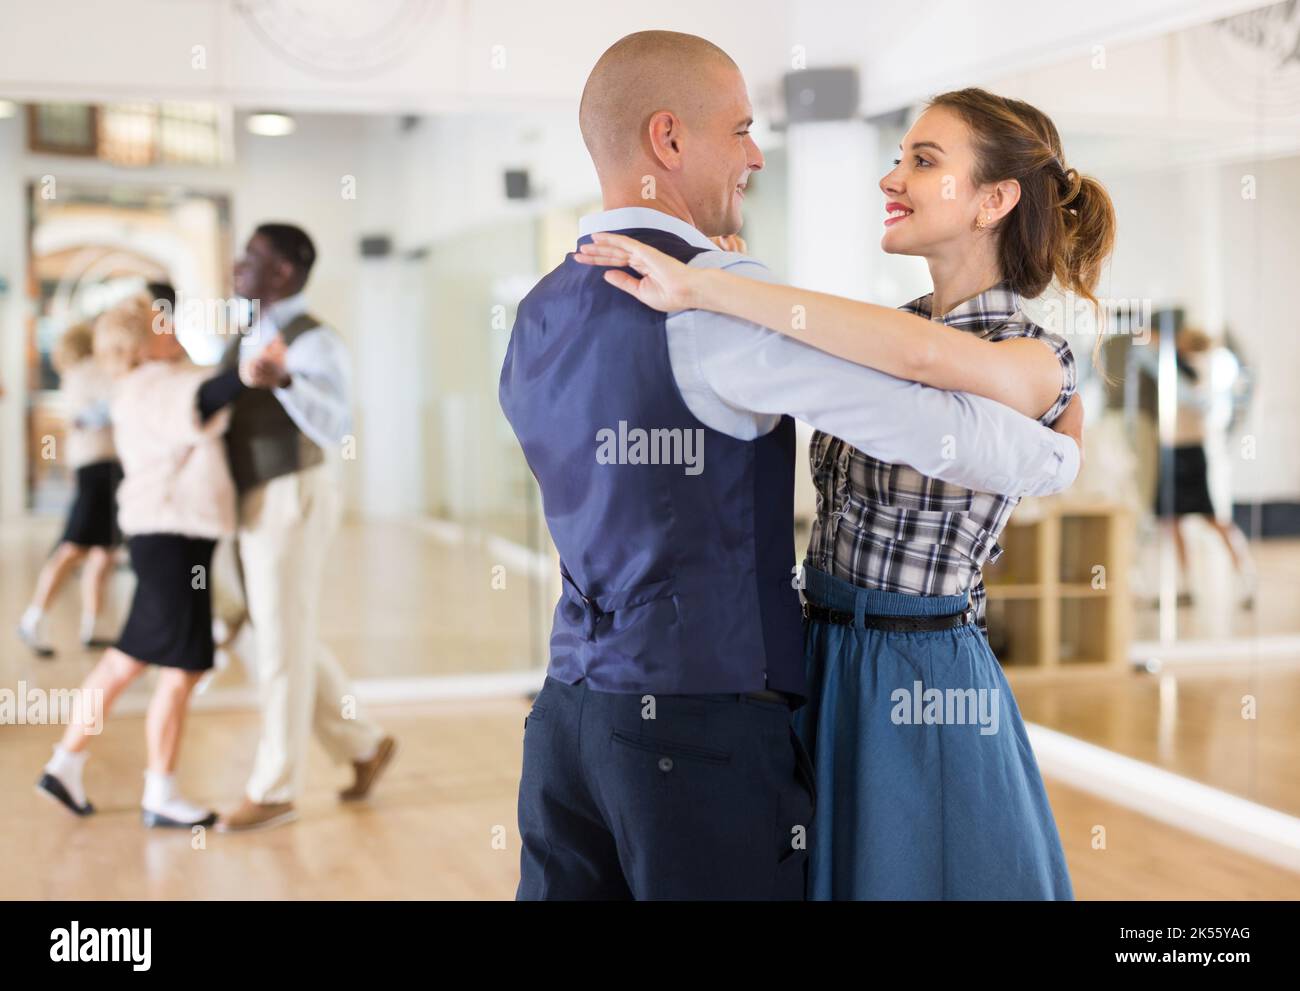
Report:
141,808,218,829
35,773,94,817
81,638,117,650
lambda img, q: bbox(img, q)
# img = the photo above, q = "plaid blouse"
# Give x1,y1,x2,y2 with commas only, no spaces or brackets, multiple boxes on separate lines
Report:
805,282,1076,629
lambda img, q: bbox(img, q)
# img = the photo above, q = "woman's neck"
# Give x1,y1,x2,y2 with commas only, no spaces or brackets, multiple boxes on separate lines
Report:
925,241,1004,319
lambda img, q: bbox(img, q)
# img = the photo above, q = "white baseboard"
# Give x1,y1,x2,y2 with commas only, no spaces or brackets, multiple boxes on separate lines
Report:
1028,721,1300,873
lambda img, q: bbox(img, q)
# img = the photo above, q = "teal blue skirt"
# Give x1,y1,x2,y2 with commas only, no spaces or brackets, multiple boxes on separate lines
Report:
794,564,1073,900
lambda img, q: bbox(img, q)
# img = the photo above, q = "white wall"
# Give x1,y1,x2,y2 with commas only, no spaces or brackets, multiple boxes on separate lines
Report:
1216,154,1300,501
0,0,789,112
1040,156,1300,503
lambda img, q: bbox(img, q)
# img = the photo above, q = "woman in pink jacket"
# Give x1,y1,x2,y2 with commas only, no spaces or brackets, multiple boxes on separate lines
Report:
36,293,275,829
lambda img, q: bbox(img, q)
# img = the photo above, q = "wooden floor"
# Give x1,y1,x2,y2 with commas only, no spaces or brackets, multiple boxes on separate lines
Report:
2,697,1297,900
1012,660,1300,817
3,516,1299,899
0,516,549,699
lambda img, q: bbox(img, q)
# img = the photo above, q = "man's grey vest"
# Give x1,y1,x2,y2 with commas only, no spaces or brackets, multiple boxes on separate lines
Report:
221,313,325,493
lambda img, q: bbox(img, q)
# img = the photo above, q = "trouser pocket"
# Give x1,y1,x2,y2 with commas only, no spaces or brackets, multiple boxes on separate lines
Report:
789,724,817,812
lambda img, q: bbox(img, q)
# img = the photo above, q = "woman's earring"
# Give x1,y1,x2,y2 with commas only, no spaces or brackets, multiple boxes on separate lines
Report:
975,213,988,231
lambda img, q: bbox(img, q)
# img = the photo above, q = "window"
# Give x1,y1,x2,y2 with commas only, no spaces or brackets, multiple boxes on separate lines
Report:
27,102,230,166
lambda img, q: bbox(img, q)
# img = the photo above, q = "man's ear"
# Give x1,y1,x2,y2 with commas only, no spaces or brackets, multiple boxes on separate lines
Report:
272,257,295,290
647,110,683,171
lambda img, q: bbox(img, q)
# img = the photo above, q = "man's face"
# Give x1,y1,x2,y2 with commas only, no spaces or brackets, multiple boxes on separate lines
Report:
233,233,289,302
679,65,764,237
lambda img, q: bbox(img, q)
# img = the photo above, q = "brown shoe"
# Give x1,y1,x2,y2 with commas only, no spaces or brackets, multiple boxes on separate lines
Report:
340,735,396,802
215,798,297,833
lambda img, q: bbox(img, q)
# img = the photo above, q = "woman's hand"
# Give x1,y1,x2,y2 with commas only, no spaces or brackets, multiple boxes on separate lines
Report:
572,232,707,312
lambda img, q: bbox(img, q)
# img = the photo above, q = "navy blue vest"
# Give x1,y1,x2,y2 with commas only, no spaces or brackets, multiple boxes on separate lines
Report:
499,228,805,700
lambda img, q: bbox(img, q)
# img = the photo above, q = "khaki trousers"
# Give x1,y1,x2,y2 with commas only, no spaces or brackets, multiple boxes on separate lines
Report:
238,462,382,804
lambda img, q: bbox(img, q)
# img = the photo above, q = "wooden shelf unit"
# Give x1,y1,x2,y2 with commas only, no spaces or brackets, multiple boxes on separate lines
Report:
982,500,1133,671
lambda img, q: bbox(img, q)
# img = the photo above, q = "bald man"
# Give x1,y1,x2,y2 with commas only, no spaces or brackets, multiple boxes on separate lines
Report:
499,31,1080,900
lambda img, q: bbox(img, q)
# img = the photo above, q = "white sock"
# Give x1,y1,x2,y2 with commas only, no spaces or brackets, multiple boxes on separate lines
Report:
143,770,177,806
142,771,211,824
20,606,44,638
45,745,89,808
80,612,98,644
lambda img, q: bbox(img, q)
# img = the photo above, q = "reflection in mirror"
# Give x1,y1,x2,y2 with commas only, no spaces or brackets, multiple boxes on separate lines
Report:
974,1,1300,820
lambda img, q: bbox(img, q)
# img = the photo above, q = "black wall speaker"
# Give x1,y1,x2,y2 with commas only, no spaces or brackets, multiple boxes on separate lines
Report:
504,169,532,200
359,235,392,258
783,67,860,123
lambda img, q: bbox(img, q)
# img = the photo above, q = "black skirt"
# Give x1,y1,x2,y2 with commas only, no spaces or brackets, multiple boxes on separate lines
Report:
1154,444,1216,518
115,534,218,671
61,460,123,548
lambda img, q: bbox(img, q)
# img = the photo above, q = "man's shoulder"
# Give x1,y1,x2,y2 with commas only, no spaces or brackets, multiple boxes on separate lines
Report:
517,252,615,320
685,249,775,283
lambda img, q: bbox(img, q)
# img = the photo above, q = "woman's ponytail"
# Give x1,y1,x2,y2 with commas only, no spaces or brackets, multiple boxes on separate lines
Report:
929,88,1117,317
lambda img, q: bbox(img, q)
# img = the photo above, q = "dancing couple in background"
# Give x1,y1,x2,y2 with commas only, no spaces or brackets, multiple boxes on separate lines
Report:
36,225,395,830
502,31,1114,899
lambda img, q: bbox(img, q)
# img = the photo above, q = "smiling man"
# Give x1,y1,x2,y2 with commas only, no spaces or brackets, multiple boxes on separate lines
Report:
214,223,396,832
499,31,1080,901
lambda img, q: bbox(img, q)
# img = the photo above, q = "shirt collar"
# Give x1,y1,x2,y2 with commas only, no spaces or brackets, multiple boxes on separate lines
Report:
578,207,719,253
242,291,307,350
904,281,1022,329
264,291,308,330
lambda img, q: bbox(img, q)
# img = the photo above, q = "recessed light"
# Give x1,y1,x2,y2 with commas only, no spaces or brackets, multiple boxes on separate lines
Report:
246,112,295,137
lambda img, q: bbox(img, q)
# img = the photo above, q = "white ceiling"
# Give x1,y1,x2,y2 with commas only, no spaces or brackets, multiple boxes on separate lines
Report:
0,0,1273,122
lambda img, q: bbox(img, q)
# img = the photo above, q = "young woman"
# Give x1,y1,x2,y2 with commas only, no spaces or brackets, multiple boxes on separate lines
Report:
574,87,1115,899
36,293,272,828
18,323,122,657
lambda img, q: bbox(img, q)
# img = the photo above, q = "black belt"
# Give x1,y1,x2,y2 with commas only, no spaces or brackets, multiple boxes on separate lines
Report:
802,601,973,632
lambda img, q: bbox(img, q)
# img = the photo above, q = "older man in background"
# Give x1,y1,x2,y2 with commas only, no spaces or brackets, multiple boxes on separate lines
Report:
217,223,395,832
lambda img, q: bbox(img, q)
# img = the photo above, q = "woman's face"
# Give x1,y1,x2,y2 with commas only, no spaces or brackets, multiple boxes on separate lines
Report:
878,107,988,258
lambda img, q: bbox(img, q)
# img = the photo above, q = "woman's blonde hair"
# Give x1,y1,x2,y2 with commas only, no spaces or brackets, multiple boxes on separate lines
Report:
92,293,156,375
52,321,95,374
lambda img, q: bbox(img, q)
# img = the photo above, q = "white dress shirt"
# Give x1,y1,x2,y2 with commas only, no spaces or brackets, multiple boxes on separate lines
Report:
577,207,1079,498
240,291,353,449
